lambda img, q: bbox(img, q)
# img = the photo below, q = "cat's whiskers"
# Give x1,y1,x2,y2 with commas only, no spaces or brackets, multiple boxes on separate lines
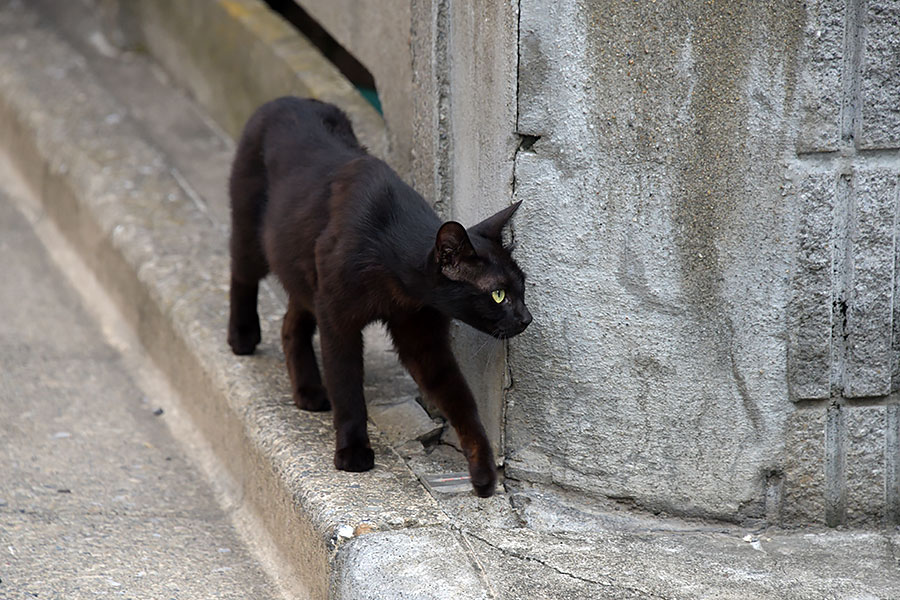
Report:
471,330,500,360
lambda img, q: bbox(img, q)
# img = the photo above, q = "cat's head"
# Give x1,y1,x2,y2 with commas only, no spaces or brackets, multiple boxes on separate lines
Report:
432,202,532,339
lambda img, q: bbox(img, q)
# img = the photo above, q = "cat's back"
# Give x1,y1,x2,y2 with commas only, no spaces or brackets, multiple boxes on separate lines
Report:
256,97,362,176
256,98,366,243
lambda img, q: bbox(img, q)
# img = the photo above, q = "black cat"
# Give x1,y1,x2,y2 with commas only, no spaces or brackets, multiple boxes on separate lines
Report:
227,97,532,497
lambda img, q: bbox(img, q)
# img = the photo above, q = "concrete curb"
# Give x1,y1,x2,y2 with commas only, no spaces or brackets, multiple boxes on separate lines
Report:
0,7,487,600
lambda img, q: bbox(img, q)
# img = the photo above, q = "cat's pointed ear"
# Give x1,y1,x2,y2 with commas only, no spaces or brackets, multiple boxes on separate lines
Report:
435,221,476,270
470,201,522,240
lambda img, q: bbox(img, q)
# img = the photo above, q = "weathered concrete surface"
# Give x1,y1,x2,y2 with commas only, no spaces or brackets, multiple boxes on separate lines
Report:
858,0,900,149
4,2,900,598
509,0,900,525
443,0,520,460
510,0,804,521
0,191,280,599
111,0,386,159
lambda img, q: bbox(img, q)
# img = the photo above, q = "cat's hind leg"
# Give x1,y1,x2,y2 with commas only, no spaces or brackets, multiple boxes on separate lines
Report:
228,277,262,355
282,300,330,411
227,131,269,355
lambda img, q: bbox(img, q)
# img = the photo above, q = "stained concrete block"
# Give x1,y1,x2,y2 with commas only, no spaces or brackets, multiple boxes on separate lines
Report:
510,0,804,519
445,0,519,457
894,223,900,393
845,405,885,525
795,0,845,153
858,0,900,149
781,408,827,526
887,404,900,523
788,171,835,401
844,168,897,397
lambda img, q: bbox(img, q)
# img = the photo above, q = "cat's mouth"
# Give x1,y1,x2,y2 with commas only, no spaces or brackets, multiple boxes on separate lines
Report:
493,321,531,339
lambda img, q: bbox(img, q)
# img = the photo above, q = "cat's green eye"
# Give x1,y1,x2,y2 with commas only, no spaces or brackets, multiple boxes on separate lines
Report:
491,289,506,304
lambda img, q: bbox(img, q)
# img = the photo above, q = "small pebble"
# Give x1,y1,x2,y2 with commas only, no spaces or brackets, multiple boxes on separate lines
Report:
336,524,354,539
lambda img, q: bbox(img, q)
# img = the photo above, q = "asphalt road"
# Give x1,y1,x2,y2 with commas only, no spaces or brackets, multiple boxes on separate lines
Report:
0,189,281,599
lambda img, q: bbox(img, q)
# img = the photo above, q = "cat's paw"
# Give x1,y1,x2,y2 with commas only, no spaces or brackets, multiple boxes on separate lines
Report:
465,444,497,497
334,446,375,472
294,385,330,412
228,321,261,355
469,462,497,498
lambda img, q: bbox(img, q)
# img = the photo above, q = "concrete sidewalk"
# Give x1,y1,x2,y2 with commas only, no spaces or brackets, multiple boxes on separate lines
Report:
1,2,899,599
0,186,282,598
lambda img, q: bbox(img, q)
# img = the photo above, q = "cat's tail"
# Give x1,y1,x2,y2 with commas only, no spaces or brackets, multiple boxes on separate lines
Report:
228,102,271,285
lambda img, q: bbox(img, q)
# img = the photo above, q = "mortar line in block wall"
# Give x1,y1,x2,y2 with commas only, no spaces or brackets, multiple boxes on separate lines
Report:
825,401,847,527
831,173,853,397
839,0,866,144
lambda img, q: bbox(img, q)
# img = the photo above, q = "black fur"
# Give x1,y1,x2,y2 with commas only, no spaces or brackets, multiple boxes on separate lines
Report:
227,97,531,496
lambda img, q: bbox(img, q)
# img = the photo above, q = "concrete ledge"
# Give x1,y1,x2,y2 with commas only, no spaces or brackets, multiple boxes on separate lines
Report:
121,0,387,157
0,7,484,600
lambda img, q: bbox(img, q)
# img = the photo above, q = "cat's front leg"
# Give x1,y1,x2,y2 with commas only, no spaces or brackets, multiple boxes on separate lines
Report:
388,311,497,497
316,315,374,472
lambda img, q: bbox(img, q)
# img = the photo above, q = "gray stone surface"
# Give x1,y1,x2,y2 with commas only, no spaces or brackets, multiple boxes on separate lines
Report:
463,485,900,600
894,214,900,394
888,404,900,523
845,405,886,524
788,170,835,401
331,528,489,600
780,408,827,526
844,168,897,397
796,0,845,153
506,0,900,525
0,192,279,599
859,0,900,149
510,0,804,520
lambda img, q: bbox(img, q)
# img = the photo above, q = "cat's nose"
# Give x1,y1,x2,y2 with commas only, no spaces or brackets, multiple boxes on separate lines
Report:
519,307,533,328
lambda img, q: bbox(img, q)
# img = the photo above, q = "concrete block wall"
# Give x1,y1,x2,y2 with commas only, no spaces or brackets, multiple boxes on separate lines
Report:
109,0,899,526
506,0,900,527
